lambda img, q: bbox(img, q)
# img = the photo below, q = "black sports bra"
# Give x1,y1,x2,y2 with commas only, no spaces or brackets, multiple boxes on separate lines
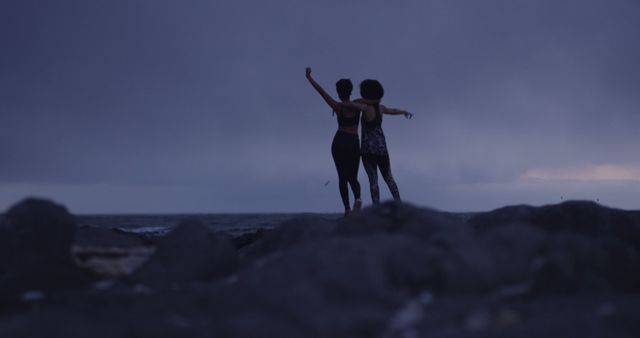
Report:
336,108,360,127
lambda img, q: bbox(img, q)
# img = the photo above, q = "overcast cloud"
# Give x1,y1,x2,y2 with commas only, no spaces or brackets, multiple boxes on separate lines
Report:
1,0,639,213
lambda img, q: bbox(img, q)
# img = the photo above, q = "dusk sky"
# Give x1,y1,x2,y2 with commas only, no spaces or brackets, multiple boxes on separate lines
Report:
2,0,639,214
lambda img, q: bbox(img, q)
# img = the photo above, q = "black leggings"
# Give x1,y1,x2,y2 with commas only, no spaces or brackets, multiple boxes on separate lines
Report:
362,153,400,204
331,131,361,209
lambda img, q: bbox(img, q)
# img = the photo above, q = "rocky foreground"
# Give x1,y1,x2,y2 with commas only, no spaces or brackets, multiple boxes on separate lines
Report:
1,198,640,337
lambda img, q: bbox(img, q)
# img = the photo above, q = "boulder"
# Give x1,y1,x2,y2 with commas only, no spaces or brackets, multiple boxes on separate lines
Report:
469,201,640,248
232,228,270,249
532,234,640,293
242,202,465,259
0,198,90,306
2,197,76,257
240,214,336,260
232,235,437,336
470,201,640,293
336,201,465,240
131,219,237,286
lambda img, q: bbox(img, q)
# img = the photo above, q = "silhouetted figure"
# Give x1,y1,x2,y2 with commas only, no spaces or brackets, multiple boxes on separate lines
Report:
305,67,362,217
354,80,413,204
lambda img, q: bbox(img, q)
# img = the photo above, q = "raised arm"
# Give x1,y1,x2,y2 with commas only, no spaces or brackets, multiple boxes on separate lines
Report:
380,105,413,119
305,67,340,112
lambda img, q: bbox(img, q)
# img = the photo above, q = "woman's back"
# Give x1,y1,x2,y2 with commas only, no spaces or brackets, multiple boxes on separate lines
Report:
361,104,388,156
336,106,360,133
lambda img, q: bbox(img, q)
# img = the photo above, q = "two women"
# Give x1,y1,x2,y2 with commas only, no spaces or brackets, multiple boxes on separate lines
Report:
305,68,412,214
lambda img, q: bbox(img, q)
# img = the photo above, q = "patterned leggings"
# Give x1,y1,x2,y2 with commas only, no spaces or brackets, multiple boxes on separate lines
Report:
362,153,400,204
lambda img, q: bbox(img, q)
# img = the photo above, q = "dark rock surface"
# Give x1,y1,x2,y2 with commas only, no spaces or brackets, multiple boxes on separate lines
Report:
469,201,640,293
0,198,91,308
1,199,639,337
131,219,238,286
231,229,272,249
240,214,336,259
470,200,640,247
231,228,270,249
2,198,76,257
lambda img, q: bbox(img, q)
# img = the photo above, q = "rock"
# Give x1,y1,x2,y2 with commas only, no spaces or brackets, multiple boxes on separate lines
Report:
468,204,535,230
337,201,465,240
131,219,238,286
0,198,91,307
232,228,270,249
2,197,76,257
470,201,640,293
242,202,464,262
335,203,549,293
2,200,640,337
532,235,640,293
232,235,434,336
469,201,640,249
240,214,336,259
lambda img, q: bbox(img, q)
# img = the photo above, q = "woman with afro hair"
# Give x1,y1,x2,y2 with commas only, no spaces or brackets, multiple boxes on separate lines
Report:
355,79,413,204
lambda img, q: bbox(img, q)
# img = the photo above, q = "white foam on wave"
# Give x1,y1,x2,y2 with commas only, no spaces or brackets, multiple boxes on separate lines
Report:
116,226,172,236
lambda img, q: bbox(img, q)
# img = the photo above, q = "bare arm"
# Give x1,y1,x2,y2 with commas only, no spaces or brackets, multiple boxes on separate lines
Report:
353,98,376,105
346,98,379,121
380,105,413,119
340,101,369,112
339,100,379,122
305,67,340,112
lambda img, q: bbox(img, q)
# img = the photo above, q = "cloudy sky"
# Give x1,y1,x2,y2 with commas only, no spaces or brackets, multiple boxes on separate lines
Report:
2,0,639,213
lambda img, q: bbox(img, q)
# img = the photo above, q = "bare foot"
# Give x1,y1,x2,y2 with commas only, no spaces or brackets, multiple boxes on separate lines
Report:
344,208,352,217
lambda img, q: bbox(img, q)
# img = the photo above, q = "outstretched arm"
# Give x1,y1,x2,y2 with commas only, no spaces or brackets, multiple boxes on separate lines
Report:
353,98,376,104
380,105,413,119
305,67,340,112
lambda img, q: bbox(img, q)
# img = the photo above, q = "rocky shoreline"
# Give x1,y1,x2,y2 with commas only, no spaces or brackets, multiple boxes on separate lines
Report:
1,198,639,337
